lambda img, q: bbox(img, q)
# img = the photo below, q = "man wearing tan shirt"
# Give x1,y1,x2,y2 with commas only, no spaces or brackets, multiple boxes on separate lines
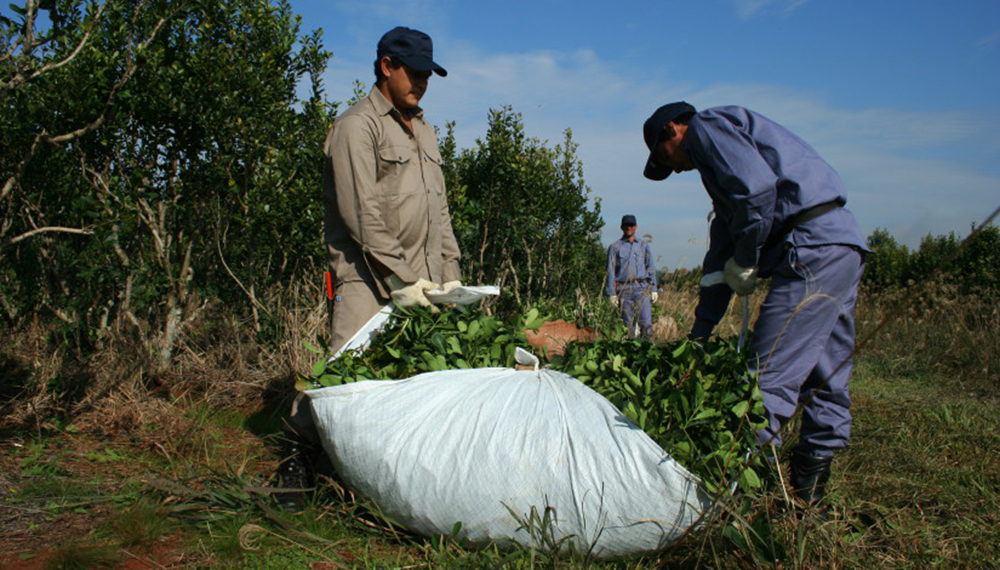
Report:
322,26,463,354
278,27,463,506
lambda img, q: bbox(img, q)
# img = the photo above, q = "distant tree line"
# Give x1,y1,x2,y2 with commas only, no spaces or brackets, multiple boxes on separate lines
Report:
864,224,999,294
658,224,1000,295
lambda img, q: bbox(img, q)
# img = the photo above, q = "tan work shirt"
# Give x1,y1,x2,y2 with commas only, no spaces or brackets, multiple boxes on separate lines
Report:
323,87,462,299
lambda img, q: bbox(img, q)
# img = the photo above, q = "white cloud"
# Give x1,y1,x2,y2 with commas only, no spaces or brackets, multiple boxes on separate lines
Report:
733,0,811,19
978,29,1000,47
331,0,450,29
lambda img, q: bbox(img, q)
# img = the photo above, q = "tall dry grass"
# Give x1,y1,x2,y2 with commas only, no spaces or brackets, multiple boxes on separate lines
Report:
855,280,998,396
649,279,997,396
649,286,766,344
0,280,329,430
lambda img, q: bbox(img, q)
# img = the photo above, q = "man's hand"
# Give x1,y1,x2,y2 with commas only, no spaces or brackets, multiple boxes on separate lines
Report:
723,258,758,295
387,275,441,311
651,291,659,303
441,280,462,293
609,295,619,308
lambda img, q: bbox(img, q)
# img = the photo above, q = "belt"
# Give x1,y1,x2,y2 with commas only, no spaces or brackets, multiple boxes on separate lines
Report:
792,200,842,228
617,279,648,284
767,200,843,248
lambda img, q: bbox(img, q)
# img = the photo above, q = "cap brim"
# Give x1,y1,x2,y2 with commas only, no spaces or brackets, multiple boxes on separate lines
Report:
396,55,448,76
643,154,671,181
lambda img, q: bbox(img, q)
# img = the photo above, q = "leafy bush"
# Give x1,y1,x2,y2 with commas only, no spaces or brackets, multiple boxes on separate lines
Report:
864,224,999,297
440,109,606,318
1,0,333,366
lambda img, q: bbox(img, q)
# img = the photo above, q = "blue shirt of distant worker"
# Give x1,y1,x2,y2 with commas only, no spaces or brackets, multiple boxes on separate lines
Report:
606,214,658,338
642,102,870,517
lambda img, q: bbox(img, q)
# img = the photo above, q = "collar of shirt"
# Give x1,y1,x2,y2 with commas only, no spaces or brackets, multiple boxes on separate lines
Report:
369,86,425,122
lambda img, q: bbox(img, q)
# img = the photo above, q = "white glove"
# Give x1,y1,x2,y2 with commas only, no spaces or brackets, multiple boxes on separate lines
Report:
441,280,463,293
609,295,619,308
386,275,441,310
651,291,659,303
724,258,758,296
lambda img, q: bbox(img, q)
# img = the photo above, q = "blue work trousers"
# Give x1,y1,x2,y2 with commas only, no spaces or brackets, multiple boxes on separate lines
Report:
752,244,865,456
618,282,653,338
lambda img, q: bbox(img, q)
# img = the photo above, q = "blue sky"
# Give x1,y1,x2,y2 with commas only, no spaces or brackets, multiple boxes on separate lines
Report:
289,0,1000,269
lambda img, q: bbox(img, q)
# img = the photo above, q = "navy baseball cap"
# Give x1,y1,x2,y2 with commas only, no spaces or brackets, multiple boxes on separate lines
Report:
621,214,637,226
642,101,696,180
377,26,447,77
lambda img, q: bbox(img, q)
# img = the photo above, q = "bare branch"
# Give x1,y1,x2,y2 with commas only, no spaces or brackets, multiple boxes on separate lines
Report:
19,1,110,87
5,225,93,246
0,129,46,204
216,215,271,317
23,0,38,56
1,6,175,215
0,1,109,99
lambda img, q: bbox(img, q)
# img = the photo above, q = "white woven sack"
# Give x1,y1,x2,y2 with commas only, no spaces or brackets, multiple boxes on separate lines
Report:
307,367,712,559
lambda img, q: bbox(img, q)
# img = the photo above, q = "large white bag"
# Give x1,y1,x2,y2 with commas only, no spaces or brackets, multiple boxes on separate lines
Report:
307,366,712,559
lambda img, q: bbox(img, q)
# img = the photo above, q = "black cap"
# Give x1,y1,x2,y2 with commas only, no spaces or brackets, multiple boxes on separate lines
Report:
621,214,637,226
377,26,447,77
642,101,696,180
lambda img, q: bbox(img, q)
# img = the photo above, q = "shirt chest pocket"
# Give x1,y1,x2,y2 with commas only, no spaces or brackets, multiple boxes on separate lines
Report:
422,145,446,196
376,145,414,196
618,247,639,262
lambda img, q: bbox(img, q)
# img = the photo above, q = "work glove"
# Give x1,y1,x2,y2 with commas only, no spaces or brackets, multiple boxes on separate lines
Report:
441,280,463,293
651,291,659,303
609,295,619,308
723,258,758,296
386,275,440,311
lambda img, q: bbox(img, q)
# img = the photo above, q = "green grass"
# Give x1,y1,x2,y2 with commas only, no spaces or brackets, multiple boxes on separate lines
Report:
3,350,997,569
104,497,179,547
43,543,121,570
833,367,1000,568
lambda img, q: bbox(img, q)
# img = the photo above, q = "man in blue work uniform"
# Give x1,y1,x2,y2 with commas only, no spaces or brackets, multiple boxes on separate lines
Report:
642,102,869,518
606,214,659,338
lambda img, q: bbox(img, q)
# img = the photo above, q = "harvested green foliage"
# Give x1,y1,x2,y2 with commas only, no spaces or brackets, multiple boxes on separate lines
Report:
306,306,768,493
305,306,541,387
550,336,770,493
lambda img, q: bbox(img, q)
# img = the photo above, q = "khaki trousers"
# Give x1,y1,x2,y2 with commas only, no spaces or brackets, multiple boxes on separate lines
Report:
287,278,387,444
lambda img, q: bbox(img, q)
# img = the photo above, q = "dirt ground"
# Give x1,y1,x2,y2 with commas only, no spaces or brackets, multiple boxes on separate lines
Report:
0,398,281,569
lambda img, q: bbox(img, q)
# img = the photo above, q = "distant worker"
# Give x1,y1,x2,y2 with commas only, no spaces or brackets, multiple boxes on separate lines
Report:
641,102,869,519
606,214,658,338
280,26,463,505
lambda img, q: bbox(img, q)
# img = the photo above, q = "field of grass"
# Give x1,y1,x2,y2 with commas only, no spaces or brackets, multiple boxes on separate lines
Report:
1,284,997,569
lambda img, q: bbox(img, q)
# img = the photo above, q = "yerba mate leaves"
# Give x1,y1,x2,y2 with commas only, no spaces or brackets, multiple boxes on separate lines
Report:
551,335,770,493
308,305,535,386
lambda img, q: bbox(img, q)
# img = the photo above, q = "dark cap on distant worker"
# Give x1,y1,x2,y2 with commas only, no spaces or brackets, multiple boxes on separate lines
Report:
621,214,637,226
642,101,697,181
377,26,447,76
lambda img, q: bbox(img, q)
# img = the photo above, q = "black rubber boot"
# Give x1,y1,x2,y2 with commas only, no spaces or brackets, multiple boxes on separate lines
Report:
274,439,319,512
789,449,833,521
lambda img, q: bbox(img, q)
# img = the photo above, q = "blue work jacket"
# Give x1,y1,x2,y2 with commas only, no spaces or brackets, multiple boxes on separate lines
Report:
686,106,868,327
606,237,657,297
